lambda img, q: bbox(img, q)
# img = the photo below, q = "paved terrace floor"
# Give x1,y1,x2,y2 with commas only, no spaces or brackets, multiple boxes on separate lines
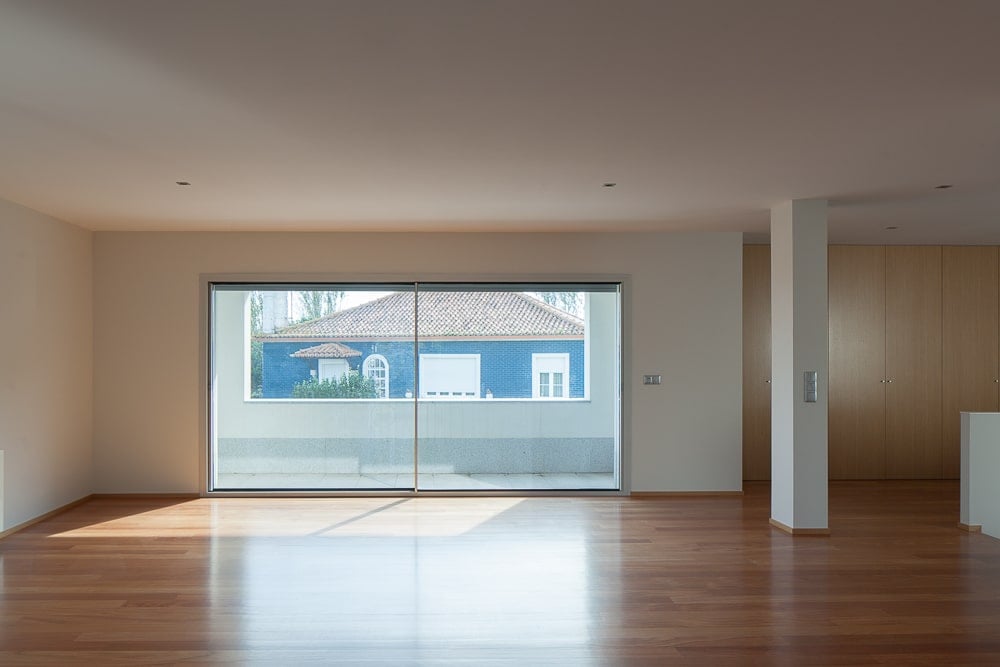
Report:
215,472,617,491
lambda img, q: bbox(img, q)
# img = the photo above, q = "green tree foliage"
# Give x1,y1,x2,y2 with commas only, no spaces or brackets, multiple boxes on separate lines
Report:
249,291,264,333
249,292,264,398
297,290,341,321
291,371,378,398
250,341,263,398
536,292,582,316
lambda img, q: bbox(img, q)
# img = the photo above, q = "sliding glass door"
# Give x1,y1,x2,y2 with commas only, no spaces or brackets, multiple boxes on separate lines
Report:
211,285,416,490
415,285,620,490
209,282,621,492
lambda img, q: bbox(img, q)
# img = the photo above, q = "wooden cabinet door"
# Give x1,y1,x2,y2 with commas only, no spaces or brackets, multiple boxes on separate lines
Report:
742,245,771,480
828,246,887,479
942,246,1000,478
885,246,943,479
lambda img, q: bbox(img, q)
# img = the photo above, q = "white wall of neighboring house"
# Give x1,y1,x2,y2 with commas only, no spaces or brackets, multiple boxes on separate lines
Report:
93,231,743,493
259,290,289,333
0,198,93,530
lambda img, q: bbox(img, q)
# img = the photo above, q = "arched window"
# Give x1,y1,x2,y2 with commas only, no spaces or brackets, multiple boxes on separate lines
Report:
362,354,389,398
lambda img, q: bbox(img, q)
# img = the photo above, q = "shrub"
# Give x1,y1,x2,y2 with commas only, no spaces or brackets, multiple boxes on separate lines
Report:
250,340,263,398
292,371,378,398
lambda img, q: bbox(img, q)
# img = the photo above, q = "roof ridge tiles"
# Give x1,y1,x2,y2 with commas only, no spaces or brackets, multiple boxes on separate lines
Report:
261,290,584,340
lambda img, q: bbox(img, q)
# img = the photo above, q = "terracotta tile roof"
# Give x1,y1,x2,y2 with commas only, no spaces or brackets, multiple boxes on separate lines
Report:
264,292,584,339
289,342,363,358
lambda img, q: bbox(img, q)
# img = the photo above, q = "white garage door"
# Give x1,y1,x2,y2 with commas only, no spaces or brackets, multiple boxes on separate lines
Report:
419,354,480,398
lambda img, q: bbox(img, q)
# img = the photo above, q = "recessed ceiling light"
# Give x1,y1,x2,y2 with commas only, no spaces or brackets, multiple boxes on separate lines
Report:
885,226,899,230
935,184,953,189
602,182,617,188
176,181,191,186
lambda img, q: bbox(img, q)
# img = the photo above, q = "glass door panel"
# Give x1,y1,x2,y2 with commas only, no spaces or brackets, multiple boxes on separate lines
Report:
211,285,416,490
415,285,621,491
210,282,621,493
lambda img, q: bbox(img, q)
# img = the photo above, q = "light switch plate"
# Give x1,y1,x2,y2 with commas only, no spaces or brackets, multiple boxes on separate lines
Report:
804,371,818,402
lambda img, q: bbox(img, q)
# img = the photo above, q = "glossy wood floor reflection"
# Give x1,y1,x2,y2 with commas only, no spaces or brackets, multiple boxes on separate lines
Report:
2,482,1000,666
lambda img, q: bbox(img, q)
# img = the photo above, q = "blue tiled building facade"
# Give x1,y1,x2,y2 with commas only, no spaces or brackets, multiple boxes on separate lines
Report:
262,339,585,399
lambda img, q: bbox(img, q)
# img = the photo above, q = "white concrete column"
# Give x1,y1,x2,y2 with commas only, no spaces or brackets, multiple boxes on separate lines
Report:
770,199,829,534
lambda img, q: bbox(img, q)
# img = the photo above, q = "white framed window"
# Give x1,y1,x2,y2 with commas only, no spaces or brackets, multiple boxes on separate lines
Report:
419,354,480,398
532,353,569,399
362,354,389,398
318,358,350,381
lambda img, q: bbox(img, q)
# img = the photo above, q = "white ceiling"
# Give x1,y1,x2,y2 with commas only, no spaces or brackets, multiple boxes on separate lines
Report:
1,0,999,243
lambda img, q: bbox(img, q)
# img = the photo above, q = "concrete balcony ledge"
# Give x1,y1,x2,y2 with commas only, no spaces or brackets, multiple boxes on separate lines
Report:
217,437,615,475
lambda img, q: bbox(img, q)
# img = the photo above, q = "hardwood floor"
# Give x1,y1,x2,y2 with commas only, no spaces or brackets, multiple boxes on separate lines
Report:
2,482,1000,665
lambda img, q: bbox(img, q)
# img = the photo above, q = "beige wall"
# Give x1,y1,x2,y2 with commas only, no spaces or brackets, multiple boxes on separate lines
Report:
0,199,93,529
93,231,743,493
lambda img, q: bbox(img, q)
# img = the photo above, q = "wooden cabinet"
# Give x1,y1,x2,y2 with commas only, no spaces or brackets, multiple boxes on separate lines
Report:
884,247,943,478
941,247,1000,478
826,246,943,479
828,246,886,479
743,244,998,481
742,245,771,480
